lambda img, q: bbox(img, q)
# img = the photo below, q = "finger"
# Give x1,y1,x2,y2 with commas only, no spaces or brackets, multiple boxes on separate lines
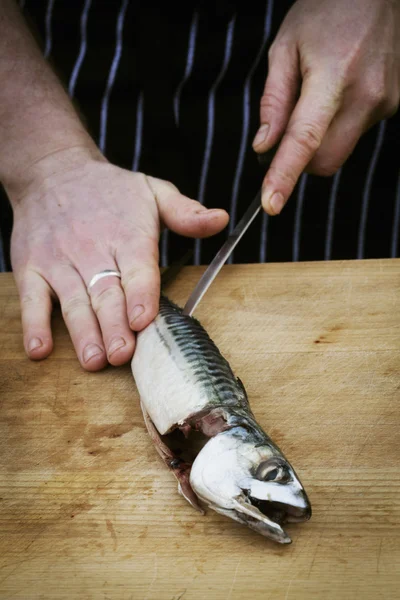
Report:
76,257,136,366
87,274,135,367
18,270,54,360
252,40,300,154
306,103,371,176
52,267,107,372
147,176,229,238
117,236,160,333
261,74,343,215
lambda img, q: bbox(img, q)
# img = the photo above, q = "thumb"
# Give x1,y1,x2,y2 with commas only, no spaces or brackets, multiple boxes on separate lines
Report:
146,176,229,238
253,39,300,154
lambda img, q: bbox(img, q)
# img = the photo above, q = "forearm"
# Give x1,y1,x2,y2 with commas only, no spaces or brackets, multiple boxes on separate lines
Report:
0,0,100,202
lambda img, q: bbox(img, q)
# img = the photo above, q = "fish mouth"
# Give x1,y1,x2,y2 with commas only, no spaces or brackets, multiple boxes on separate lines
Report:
250,495,312,525
229,490,311,544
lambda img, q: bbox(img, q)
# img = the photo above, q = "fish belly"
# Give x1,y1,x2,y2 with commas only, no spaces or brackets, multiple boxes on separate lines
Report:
132,319,209,435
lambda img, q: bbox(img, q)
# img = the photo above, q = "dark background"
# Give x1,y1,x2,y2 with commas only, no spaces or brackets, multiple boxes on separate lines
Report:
1,0,399,270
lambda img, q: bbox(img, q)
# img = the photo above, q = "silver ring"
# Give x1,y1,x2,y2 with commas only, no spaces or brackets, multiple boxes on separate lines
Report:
87,270,121,293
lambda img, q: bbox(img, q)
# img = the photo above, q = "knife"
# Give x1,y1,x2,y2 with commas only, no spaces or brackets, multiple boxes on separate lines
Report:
182,148,277,317
182,187,261,316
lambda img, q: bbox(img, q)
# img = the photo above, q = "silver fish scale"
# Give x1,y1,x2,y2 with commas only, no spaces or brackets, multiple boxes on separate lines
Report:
159,296,248,408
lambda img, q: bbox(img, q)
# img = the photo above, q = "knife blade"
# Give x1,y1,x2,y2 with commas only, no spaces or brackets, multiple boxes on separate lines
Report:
182,145,278,317
182,188,262,316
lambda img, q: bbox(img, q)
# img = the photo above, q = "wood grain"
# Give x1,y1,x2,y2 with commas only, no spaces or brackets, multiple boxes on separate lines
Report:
0,260,399,599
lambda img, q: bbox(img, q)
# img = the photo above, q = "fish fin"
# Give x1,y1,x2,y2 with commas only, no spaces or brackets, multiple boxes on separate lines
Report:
140,401,204,514
141,401,174,463
177,480,205,515
236,377,251,407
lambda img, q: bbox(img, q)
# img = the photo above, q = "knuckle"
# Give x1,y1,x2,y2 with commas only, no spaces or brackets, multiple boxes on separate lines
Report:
90,285,122,315
268,38,290,63
62,295,91,320
260,90,285,114
267,165,298,188
146,174,178,197
21,292,47,307
162,179,176,190
364,81,388,108
267,41,278,62
122,266,145,286
288,123,323,155
122,264,156,289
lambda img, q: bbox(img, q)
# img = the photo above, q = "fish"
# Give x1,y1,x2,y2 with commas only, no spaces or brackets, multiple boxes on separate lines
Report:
131,295,311,544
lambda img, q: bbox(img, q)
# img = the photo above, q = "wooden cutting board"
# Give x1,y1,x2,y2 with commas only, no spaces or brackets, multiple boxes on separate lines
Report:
1,260,399,600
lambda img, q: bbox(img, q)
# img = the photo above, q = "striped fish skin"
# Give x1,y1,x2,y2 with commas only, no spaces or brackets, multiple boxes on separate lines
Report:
133,296,249,435
132,295,311,544
157,295,250,411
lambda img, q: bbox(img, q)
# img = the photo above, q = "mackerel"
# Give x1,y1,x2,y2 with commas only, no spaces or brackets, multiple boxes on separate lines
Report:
132,296,311,544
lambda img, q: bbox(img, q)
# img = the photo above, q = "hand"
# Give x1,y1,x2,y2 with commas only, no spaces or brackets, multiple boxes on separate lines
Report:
253,0,400,215
10,148,228,371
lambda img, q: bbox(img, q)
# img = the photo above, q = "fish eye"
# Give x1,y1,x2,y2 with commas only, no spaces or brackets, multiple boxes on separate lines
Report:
255,460,290,483
264,468,280,481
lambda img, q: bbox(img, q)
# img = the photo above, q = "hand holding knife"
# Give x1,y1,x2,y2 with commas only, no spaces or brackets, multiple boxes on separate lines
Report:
182,148,277,316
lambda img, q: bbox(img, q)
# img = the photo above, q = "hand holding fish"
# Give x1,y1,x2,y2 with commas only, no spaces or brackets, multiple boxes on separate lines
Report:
0,1,228,370
254,0,400,215
9,153,228,370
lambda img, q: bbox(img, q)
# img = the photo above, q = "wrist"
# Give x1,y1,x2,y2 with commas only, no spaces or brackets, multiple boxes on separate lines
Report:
4,135,105,207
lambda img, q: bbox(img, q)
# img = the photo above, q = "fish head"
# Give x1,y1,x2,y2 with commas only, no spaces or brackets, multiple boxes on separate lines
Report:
189,427,311,544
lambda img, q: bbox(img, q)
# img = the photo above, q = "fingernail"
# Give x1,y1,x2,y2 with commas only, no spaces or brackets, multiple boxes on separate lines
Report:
252,124,270,149
108,337,126,357
263,191,285,215
196,207,223,215
83,343,104,364
270,192,285,214
130,305,145,327
28,337,42,352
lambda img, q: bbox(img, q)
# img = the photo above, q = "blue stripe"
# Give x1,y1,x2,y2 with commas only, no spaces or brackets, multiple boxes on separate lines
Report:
44,0,55,58
292,173,308,262
357,120,386,259
230,0,274,264
259,212,269,263
391,170,400,258
194,16,236,265
132,92,144,172
99,0,129,154
162,11,199,268
324,168,342,260
173,12,199,127
68,0,92,98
